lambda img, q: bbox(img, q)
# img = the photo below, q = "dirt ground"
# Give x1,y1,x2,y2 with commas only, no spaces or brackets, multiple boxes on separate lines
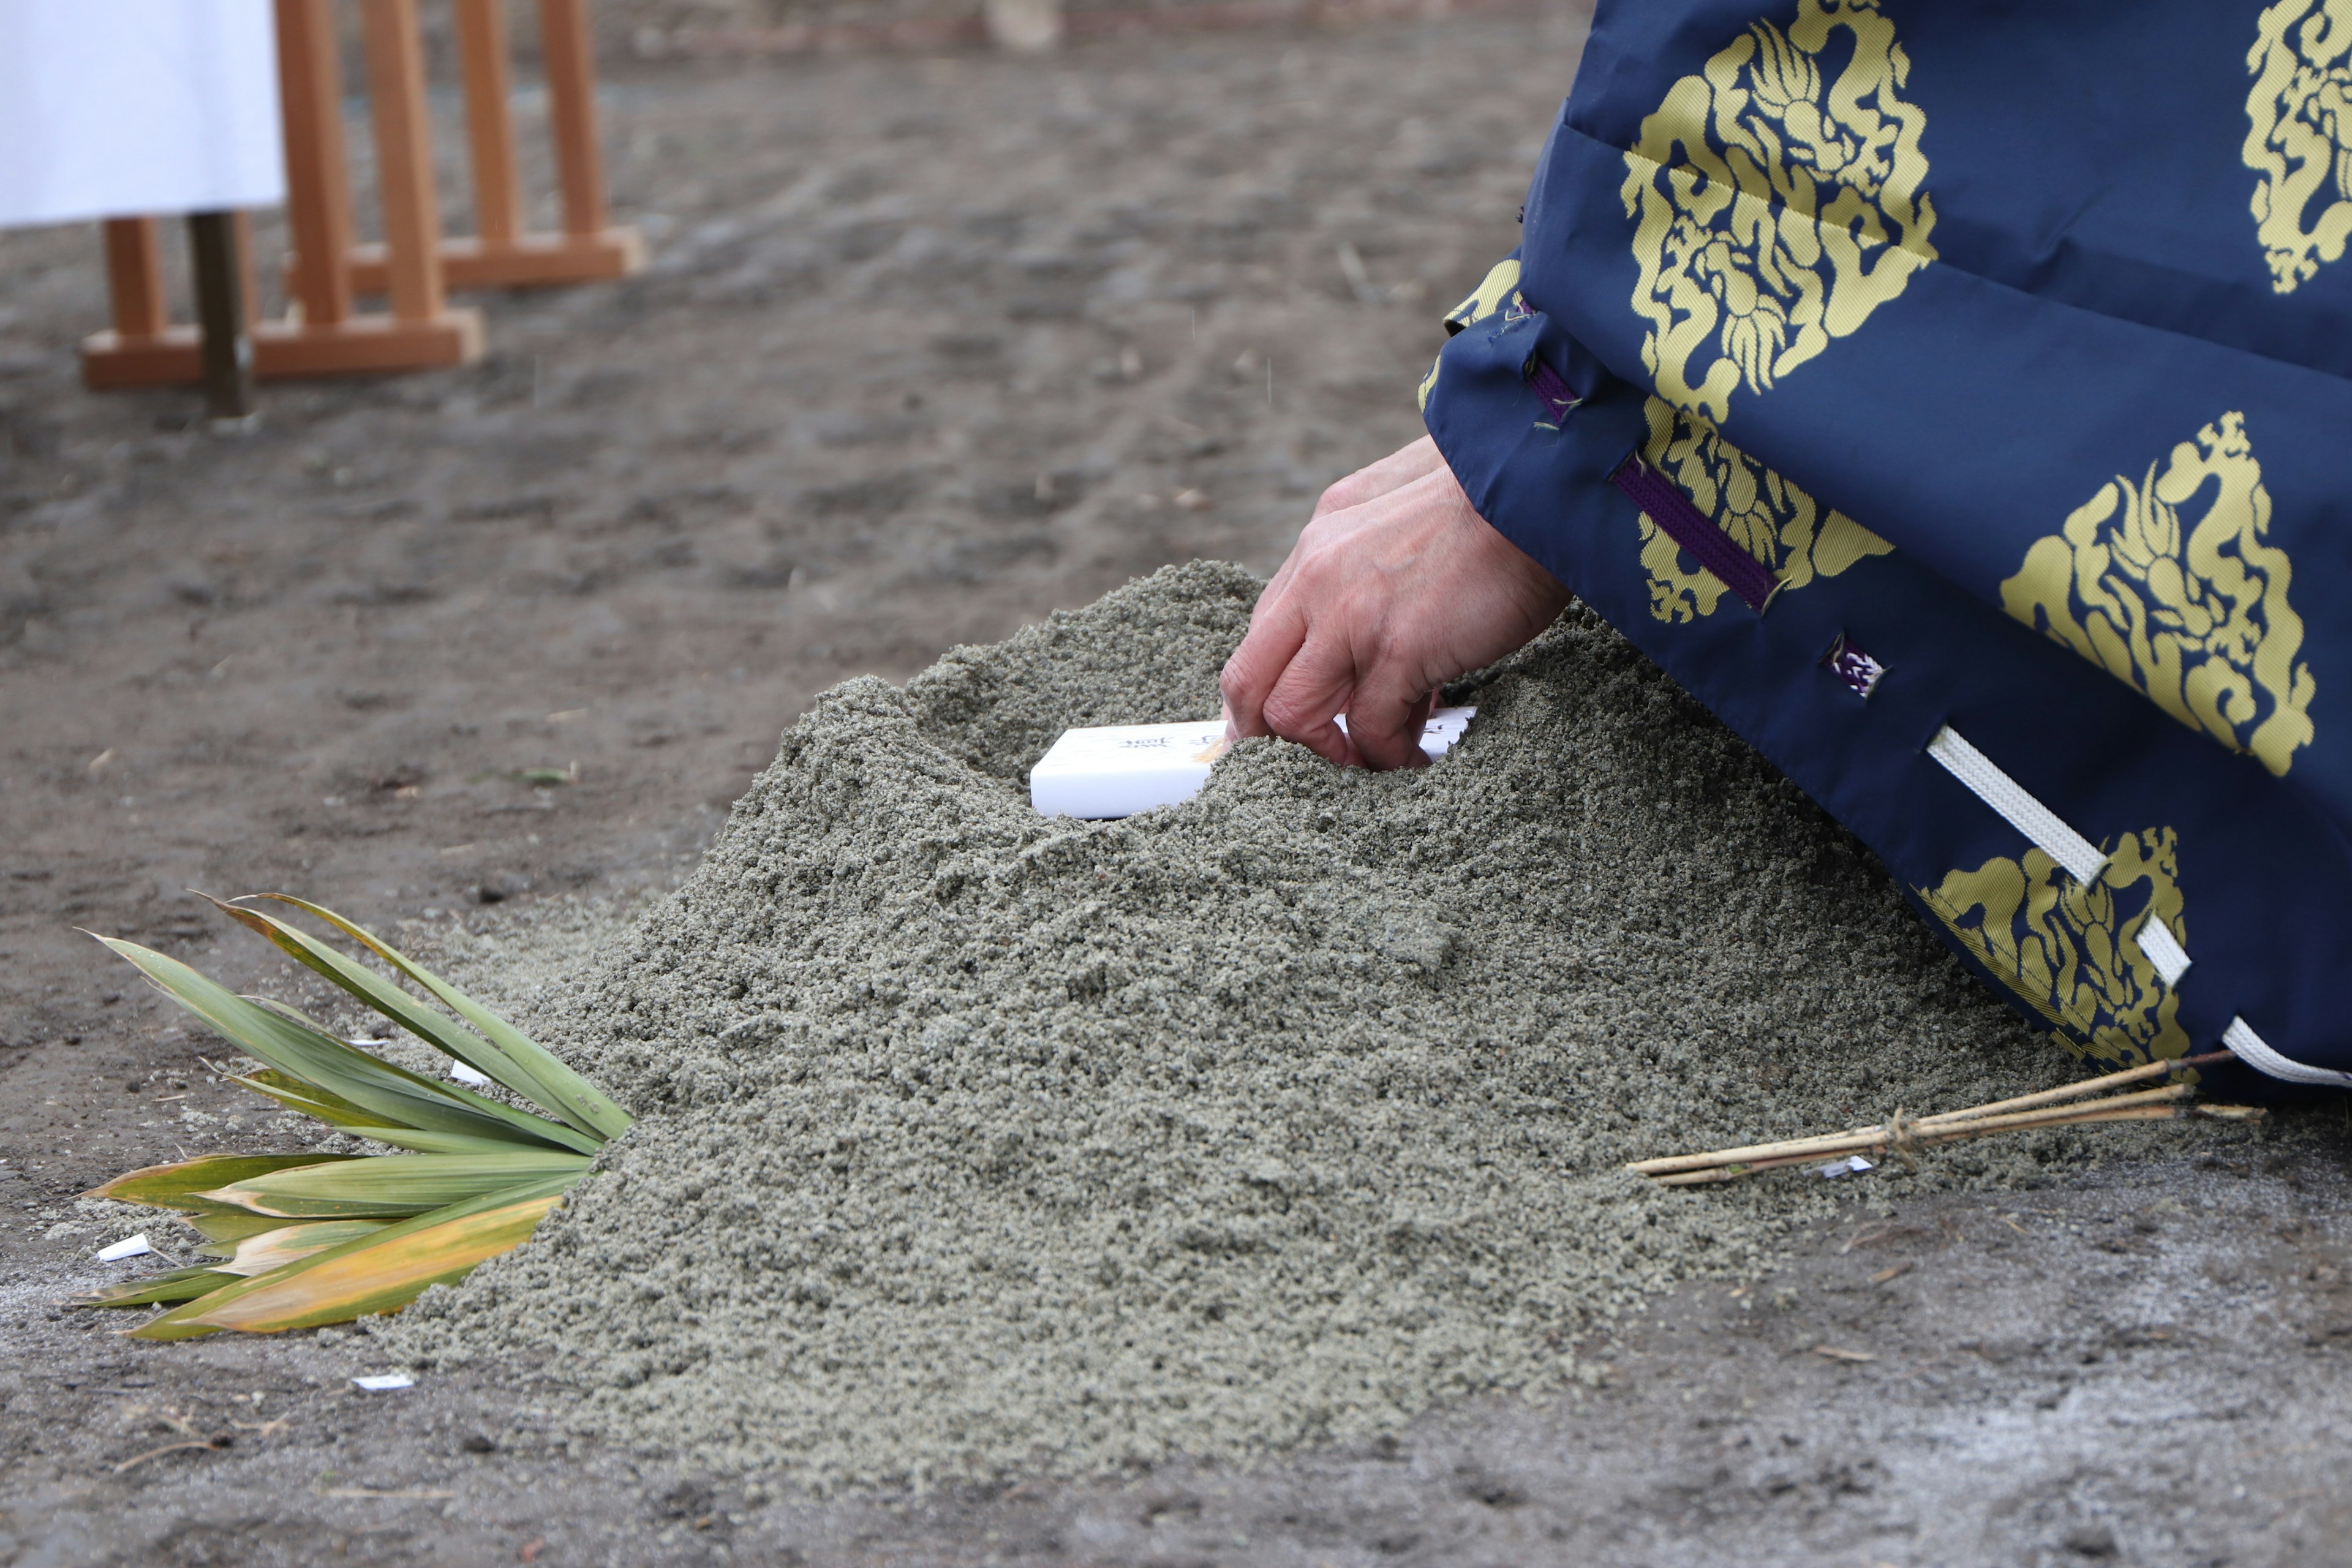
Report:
4,14,2351,1566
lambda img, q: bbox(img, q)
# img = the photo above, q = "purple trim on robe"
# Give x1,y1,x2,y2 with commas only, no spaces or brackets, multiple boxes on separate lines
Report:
1608,457,1781,613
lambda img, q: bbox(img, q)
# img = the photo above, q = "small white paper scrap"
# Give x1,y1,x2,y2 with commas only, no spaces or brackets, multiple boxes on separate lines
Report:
1030,706,1476,820
450,1061,492,1087
96,1233,153,1262
1814,1155,1876,1179
352,1373,417,1392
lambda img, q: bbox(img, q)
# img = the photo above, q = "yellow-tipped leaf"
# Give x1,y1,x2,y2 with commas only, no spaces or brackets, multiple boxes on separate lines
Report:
133,1177,572,1339
213,1219,391,1276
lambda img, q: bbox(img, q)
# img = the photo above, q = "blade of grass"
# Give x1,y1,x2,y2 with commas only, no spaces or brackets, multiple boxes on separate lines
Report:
225,1069,410,1130
97,937,598,1154
88,1153,364,1215
200,895,596,1140
134,1175,575,1339
261,895,632,1141
83,1267,242,1307
195,1150,590,1218
324,1125,554,1156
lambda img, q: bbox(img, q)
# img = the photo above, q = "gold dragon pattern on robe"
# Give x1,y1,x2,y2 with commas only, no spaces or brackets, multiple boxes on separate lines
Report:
1417,257,1526,412
1999,413,2315,777
1917,829,2193,1071
1632,397,1890,620
2245,0,2352,293
1621,0,1937,422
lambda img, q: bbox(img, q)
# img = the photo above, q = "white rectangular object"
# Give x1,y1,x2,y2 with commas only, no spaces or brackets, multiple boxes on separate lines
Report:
352,1373,417,1392
0,0,285,230
1030,707,1474,819
96,1232,154,1262
450,1061,492,1087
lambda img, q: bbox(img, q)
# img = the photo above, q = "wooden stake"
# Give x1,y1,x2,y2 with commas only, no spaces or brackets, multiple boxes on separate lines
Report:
455,0,522,247
101,219,168,341
274,0,355,328
360,0,448,325
539,0,608,239
185,213,255,422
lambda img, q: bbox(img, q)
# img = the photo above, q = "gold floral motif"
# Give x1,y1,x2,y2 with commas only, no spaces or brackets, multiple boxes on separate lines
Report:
1633,396,1890,620
1621,0,1937,421
2000,413,2315,776
1419,258,1525,410
1918,829,2192,1071
2244,0,2352,293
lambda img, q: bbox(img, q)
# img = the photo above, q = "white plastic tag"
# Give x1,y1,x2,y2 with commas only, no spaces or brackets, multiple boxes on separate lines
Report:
1030,707,1474,819
352,1373,417,1392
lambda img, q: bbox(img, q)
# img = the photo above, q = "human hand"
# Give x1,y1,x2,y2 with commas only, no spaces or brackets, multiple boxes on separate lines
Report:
1220,435,1570,770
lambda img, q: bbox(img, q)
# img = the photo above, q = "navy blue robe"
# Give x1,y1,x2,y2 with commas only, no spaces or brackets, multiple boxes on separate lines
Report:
1419,0,2352,1088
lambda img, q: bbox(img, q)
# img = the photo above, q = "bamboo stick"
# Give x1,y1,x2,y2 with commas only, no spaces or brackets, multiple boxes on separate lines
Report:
1912,1049,2234,1127
1649,1103,2190,1187
1627,1054,2232,1177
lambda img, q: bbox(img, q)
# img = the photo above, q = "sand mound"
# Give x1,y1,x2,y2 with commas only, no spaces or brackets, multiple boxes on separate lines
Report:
392,561,2076,1488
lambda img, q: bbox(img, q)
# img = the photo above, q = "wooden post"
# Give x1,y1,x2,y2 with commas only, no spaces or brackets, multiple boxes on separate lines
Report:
274,0,355,328
100,219,169,341
186,212,255,421
360,0,448,325
456,0,523,247
347,0,644,295
540,0,608,239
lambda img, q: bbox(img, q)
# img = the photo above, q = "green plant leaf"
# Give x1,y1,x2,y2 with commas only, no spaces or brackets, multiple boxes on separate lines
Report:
83,1267,241,1307
325,1125,552,1156
226,1068,410,1131
200,894,600,1141
195,1151,591,1218
86,1153,364,1215
134,1175,575,1339
214,1219,390,1276
259,896,631,1142
189,1210,299,1245
96,937,597,1154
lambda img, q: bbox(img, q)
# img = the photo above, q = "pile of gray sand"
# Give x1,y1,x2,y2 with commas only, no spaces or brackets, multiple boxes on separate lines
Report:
393,560,2129,1488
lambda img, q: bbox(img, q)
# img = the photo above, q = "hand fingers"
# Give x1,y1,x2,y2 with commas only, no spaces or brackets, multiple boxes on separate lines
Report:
1220,587,1310,740
1342,681,1437,771
1257,630,1363,768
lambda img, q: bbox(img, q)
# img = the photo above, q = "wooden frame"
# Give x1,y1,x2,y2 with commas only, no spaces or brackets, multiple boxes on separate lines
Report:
79,0,502,388
344,0,644,295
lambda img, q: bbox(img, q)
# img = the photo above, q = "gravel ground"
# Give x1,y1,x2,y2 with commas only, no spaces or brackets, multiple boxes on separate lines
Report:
4,13,2351,1566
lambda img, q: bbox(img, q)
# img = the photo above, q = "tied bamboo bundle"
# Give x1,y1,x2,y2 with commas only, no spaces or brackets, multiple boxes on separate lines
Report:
1629,1050,2261,1188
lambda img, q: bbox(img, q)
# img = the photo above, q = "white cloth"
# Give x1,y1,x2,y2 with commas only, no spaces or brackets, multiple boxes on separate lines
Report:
0,0,284,230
